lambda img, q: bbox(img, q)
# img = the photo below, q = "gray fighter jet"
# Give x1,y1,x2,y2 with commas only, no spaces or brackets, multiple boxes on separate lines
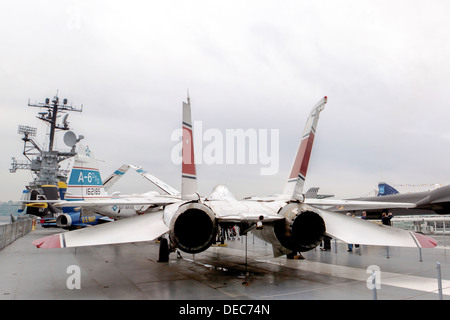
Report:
335,182,450,219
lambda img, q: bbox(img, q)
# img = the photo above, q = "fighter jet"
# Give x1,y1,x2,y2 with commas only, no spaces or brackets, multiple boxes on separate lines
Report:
335,182,450,219
33,96,437,255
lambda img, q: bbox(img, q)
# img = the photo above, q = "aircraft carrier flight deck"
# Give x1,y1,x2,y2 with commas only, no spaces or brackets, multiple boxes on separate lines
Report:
1,224,449,301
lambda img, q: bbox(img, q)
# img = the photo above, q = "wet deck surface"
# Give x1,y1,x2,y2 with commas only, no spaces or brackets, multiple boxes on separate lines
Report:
1,226,450,301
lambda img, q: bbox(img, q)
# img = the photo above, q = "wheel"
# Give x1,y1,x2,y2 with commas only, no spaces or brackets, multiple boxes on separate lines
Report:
158,238,169,262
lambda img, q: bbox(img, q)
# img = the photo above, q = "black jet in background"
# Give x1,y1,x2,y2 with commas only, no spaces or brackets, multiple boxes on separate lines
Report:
335,182,450,219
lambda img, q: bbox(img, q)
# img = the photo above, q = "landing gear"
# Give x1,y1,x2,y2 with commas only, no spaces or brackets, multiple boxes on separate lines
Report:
242,233,249,286
286,251,305,260
158,238,180,262
158,238,169,262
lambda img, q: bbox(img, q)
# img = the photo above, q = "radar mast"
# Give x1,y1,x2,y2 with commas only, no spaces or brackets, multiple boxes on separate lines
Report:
10,92,84,188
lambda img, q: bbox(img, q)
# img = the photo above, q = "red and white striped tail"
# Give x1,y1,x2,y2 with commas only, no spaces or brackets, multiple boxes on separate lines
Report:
181,98,198,200
284,96,327,201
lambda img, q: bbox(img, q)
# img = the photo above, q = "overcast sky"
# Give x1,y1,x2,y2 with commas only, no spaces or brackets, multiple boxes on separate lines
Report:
2,0,450,202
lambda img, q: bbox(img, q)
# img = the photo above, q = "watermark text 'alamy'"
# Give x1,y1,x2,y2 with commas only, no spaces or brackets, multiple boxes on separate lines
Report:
171,121,279,175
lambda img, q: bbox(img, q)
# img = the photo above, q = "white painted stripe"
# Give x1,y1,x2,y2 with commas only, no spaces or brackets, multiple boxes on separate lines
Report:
208,246,450,297
59,234,65,248
256,258,450,297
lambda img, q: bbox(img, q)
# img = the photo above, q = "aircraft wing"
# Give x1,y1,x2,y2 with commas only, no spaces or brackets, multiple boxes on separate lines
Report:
22,198,179,211
210,201,435,248
318,207,437,248
130,165,180,196
306,199,436,248
33,205,436,249
102,164,131,191
304,198,417,211
33,211,169,248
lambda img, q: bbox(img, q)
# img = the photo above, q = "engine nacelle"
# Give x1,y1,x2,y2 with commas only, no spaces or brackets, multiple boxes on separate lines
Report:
169,202,218,254
274,203,326,252
56,214,72,227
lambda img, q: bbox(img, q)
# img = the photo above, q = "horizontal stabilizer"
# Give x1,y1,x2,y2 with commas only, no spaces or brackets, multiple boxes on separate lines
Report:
318,208,437,248
33,211,169,249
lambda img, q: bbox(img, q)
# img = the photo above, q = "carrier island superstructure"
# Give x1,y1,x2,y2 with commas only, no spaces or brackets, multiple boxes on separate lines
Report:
9,93,84,218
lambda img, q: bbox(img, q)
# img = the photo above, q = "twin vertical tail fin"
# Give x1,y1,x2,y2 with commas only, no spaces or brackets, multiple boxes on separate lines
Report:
65,144,109,201
284,96,328,201
181,97,199,200
179,95,327,202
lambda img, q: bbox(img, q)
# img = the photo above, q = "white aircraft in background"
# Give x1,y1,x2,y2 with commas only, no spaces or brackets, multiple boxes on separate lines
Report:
33,96,437,257
103,163,180,198
49,144,179,225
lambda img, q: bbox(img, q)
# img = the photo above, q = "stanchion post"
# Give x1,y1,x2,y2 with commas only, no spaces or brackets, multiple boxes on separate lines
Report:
437,262,443,300
372,271,377,300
